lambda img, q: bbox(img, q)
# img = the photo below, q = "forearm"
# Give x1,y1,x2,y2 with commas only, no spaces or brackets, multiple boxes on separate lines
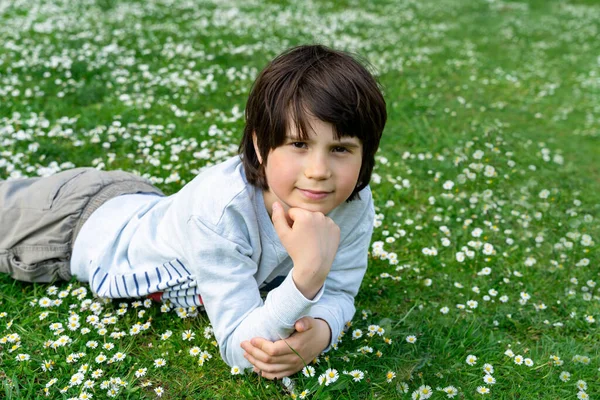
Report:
241,316,333,379
292,263,327,300
312,318,332,354
216,272,323,368
309,290,357,350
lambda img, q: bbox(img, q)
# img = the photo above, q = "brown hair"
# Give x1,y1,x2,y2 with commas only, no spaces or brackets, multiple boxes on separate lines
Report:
239,44,387,201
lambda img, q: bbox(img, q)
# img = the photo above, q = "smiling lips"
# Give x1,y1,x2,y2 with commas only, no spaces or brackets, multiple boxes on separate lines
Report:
298,188,332,200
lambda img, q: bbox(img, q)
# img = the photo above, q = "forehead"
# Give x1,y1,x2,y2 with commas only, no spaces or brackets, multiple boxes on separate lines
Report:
286,112,362,143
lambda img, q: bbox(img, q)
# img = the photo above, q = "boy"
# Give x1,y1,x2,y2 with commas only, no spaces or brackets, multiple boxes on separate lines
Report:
0,44,387,378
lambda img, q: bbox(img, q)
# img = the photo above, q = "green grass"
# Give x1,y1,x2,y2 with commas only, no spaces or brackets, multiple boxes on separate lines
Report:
1,0,599,398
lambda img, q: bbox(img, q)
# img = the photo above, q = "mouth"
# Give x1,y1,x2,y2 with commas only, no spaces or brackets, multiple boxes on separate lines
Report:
298,188,332,200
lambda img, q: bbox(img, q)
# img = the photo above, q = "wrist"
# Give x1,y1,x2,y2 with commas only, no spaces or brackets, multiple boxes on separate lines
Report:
314,318,332,347
292,268,324,300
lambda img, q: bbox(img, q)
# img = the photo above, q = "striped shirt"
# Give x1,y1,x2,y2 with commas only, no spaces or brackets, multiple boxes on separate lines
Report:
90,258,204,308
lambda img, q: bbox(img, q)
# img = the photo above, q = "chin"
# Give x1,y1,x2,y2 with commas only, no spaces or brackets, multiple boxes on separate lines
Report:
299,203,335,214
279,193,337,214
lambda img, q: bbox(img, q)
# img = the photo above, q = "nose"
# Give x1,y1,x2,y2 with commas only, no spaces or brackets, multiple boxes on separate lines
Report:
304,152,331,180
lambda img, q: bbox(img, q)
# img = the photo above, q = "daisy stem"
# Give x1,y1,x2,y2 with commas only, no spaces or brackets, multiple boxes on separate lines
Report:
393,303,418,329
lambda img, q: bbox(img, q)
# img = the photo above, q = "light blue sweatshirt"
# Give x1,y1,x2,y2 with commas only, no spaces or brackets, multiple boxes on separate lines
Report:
71,155,374,369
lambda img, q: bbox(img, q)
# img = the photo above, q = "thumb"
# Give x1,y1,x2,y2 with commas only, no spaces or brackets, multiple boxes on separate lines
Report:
295,316,314,332
250,336,273,350
271,201,291,236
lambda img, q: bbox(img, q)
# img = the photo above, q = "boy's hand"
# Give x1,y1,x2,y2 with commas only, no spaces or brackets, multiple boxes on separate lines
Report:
271,201,341,299
240,317,331,380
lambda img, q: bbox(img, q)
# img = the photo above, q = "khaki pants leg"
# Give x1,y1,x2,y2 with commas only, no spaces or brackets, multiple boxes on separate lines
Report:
0,168,163,283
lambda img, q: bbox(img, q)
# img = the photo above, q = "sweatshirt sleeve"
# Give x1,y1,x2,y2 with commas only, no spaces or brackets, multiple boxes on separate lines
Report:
308,196,375,350
183,215,324,370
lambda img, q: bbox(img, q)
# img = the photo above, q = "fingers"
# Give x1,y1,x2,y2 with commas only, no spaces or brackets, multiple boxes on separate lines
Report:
243,348,302,380
271,202,292,237
252,366,298,380
286,206,309,222
244,350,303,380
242,337,290,361
250,337,278,354
272,202,315,228
241,335,313,380
287,207,325,224
294,316,315,333
244,352,295,376
241,337,301,366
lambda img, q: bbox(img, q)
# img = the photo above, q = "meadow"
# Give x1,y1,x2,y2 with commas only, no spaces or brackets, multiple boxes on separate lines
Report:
1,0,599,398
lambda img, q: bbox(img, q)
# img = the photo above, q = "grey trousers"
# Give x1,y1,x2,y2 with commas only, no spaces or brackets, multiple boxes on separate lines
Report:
0,168,164,283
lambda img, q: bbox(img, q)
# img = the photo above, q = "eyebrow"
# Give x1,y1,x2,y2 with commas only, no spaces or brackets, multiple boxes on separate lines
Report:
286,135,362,148
336,140,361,148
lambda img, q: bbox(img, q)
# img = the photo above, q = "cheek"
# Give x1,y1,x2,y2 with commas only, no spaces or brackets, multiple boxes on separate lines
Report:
342,168,361,192
342,158,362,185
331,163,360,200
265,153,298,190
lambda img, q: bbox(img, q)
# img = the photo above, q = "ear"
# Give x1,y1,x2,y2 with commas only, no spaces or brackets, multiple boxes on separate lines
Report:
252,132,263,164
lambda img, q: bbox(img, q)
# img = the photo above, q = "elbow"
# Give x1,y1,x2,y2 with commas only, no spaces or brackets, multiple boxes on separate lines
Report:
221,336,253,371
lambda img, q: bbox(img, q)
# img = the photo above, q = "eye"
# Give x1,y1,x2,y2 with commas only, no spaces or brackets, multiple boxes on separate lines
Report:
333,146,349,153
291,142,307,149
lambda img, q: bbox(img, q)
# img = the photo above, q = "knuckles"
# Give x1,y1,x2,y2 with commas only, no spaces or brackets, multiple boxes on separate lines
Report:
262,354,274,364
267,347,285,357
312,211,325,219
288,208,341,230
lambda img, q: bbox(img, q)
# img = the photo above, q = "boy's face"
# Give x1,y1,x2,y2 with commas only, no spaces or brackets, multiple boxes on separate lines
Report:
253,115,363,217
